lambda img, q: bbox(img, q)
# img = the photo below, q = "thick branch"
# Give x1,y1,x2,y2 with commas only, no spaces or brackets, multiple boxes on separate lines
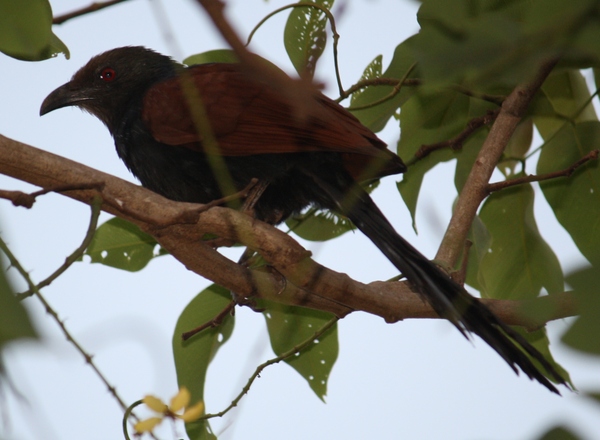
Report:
436,60,558,267
0,134,577,326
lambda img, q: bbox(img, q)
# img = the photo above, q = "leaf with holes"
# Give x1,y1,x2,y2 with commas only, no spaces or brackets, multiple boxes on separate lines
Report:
262,302,338,401
284,0,333,79
350,55,382,107
286,208,354,241
173,284,235,440
85,217,165,272
350,38,418,132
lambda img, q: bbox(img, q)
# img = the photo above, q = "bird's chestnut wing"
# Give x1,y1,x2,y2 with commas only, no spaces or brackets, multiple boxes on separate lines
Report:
141,63,405,179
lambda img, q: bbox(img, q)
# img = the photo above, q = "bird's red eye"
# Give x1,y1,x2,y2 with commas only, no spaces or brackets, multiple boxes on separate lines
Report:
100,67,116,82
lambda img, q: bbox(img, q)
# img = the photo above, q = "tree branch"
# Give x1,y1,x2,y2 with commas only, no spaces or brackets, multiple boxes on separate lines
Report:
52,0,131,25
487,149,600,194
435,59,558,267
0,134,577,328
411,109,500,163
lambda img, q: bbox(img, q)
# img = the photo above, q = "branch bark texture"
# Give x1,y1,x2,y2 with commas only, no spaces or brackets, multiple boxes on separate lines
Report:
0,133,577,327
436,60,558,267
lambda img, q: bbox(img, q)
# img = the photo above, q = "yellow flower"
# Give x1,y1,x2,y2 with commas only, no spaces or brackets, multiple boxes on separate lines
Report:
134,387,205,433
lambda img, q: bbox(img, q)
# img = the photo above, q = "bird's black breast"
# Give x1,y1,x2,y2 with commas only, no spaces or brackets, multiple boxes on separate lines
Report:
113,106,347,223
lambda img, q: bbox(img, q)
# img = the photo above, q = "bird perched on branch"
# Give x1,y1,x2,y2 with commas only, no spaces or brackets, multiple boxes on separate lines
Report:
40,46,567,393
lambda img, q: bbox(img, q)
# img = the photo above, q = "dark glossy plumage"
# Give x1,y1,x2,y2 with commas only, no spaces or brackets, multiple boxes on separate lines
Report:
40,46,567,393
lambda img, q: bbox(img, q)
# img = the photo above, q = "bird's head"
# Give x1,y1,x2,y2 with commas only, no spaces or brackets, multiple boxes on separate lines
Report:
40,46,180,133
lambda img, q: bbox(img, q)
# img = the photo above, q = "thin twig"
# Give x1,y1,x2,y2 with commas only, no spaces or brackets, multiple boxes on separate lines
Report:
15,193,102,300
182,301,236,340
0,182,104,208
117,178,261,232
52,0,131,25
409,109,500,165
337,77,420,102
0,189,37,208
193,177,259,212
525,90,600,161
487,149,599,194
338,77,505,106
200,316,338,421
450,84,505,106
0,197,129,412
346,62,416,111
123,400,144,440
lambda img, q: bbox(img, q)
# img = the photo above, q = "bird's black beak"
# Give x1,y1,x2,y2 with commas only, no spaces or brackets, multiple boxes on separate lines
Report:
40,82,92,116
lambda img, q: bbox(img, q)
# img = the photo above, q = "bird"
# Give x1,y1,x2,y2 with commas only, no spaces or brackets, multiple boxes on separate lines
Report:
40,46,567,393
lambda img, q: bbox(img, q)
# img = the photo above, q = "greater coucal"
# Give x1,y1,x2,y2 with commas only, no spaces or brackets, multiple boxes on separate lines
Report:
40,46,567,393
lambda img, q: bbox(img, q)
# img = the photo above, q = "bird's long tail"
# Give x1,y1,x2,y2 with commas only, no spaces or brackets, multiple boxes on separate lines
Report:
312,174,567,394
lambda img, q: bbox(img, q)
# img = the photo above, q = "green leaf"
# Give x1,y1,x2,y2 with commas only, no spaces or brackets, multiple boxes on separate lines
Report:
285,179,379,241
536,426,581,440
396,90,471,230
173,284,235,440
454,125,491,193
540,70,597,122
0,255,37,346
0,0,69,61
512,326,571,388
477,182,563,299
409,0,535,87
284,0,333,79
464,214,491,293
499,119,533,176
183,49,239,66
262,303,337,401
286,209,354,241
409,0,600,88
534,69,598,139
476,180,577,384
594,68,600,94
537,122,600,267
350,38,418,132
562,266,600,355
586,391,600,405
85,217,164,272
526,0,600,70
533,69,598,156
